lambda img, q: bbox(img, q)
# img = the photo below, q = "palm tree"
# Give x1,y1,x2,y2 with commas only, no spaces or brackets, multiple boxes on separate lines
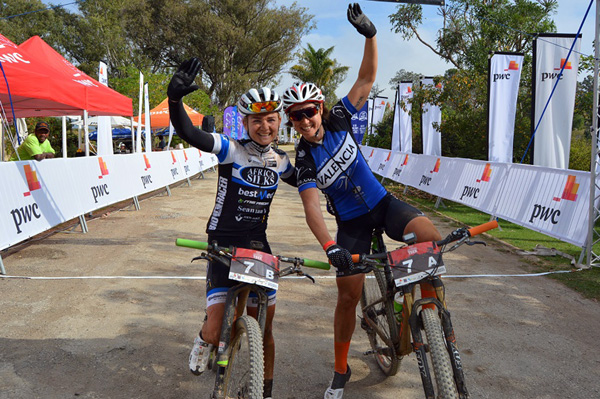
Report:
288,44,349,106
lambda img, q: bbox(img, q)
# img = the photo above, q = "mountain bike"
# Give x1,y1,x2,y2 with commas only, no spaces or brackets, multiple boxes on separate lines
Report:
175,238,330,399
357,220,499,399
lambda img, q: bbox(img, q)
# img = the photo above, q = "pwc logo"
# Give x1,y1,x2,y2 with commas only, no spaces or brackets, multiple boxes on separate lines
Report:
506,60,520,71
553,175,578,202
143,154,151,171
402,155,409,166
460,163,492,201
22,164,42,196
529,175,579,225
11,165,43,234
476,163,492,183
171,151,177,165
541,58,573,82
91,157,110,204
430,158,441,173
377,151,392,172
141,155,153,189
183,150,189,162
554,58,572,71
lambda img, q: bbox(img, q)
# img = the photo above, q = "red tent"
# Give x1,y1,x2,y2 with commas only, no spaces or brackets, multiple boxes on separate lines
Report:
0,34,89,117
134,98,203,128
19,36,132,117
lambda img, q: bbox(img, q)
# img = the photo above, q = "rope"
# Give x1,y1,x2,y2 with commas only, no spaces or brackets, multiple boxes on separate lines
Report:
0,269,579,281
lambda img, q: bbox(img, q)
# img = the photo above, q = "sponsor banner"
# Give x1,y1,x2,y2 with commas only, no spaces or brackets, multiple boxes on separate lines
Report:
391,87,401,152
445,160,508,213
372,149,394,176
0,160,84,248
382,152,409,182
399,82,413,153
1,151,218,251
370,96,387,135
495,166,589,246
488,53,523,163
421,78,442,156
96,61,114,156
533,34,581,168
396,154,450,197
360,145,591,247
350,101,369,144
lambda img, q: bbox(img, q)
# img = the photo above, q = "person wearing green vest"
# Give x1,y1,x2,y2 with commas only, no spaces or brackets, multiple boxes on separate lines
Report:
11,121,56,161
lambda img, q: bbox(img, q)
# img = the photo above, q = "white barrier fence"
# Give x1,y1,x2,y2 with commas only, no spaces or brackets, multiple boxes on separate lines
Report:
361,146,593,248
0,149,218,253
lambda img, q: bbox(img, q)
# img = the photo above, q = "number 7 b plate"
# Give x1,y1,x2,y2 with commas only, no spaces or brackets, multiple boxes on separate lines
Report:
228,247,280,290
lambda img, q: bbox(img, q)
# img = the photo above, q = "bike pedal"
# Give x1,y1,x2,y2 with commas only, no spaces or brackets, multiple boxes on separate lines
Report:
363,349,376,356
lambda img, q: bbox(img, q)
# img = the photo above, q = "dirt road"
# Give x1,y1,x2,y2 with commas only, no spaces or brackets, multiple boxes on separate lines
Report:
1,160,600,398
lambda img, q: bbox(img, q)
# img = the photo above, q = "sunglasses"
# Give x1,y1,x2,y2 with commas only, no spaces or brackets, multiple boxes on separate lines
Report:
245,100,280,113
288,105,320,122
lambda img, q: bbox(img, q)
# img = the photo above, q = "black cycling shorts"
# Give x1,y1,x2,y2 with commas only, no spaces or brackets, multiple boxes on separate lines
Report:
335,193,424,277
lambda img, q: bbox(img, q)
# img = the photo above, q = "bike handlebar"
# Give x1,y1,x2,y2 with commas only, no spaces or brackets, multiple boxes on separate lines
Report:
175,238,330,270
467,220,498,237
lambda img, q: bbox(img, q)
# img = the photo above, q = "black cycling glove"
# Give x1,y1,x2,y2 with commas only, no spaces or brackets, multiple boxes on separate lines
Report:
167,58,201,102
347,3,377,39
326,244,355,271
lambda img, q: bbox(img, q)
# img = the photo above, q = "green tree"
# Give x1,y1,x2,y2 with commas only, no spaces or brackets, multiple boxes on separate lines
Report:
288,44,349,107
388,0,557,160
0,0,63,46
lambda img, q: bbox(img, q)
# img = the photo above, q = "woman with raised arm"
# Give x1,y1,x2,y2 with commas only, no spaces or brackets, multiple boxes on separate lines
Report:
168,59,296,399
282,4,441,398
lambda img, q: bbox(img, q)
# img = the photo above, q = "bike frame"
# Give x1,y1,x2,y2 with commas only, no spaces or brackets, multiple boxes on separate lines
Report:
365,229,469,399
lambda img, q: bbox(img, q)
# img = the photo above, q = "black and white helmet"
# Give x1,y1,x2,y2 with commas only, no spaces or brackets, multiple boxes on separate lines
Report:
282,82,325,113
237,87,282,116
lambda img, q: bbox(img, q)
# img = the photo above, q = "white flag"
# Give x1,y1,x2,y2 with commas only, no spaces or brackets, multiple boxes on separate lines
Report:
144,82,151,153
488,52,524,163
399,82,413,153
370,96,387,135
136,72,144,153
532,34,581,169
96,61,113,156
422,77,442,156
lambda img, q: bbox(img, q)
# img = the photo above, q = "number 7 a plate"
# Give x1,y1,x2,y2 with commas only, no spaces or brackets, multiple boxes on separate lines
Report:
229,248,280,290
387,242,446,287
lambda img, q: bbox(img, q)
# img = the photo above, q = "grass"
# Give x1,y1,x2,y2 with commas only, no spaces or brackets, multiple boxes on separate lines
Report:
385,182,600,301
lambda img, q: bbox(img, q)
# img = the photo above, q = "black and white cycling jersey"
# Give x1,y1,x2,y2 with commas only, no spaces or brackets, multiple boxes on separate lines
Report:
206,134,296,235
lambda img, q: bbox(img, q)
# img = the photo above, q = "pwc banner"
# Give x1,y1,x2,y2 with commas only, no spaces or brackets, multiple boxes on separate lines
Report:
350,101,369,144
532,34,581,169
392,83,413,153
488,52,523,163
369,96,387,136
360,145,591,247
421,78,442,156
0,150,218,250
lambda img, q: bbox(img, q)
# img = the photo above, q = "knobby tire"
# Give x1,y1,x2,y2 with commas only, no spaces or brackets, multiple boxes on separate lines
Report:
360,268,400,376
223,315,264,399
421,307,459,399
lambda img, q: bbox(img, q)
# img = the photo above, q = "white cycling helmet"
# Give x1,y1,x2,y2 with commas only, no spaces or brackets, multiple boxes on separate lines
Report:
282,82,325,113
237,87,282,116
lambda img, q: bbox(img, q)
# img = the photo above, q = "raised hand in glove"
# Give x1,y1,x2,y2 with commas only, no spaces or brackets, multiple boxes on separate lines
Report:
325,244,355,271
167,58,201,102
347,3,377,39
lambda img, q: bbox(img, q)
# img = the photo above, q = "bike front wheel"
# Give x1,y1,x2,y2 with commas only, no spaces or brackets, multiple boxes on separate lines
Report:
421,307,459,399
360,268,400,376
222,315,264,399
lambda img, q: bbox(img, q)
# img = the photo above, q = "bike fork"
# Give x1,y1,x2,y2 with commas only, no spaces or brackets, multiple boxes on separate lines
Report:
408,309,436,399
439,309,469,398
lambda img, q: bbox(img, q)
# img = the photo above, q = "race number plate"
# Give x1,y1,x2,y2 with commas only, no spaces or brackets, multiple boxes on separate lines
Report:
228,248,280,290
387,242,446,287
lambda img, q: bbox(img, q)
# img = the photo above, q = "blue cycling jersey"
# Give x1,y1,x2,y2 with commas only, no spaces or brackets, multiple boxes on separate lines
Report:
295,97,387,221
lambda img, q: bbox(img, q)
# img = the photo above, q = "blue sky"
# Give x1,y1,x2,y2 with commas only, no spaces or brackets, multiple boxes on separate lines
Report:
43,0,597,102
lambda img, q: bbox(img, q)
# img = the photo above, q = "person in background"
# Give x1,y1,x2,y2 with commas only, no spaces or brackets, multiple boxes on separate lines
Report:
168,58,297,399
282,4,441,398
158,135,166,150
10,121,55,161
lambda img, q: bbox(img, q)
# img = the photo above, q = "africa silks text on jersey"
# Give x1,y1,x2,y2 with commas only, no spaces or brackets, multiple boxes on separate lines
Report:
207,134,294,235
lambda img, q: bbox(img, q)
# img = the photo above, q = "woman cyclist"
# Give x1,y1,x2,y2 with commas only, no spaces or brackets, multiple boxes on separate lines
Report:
282,4,441,398
168,58,296,399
